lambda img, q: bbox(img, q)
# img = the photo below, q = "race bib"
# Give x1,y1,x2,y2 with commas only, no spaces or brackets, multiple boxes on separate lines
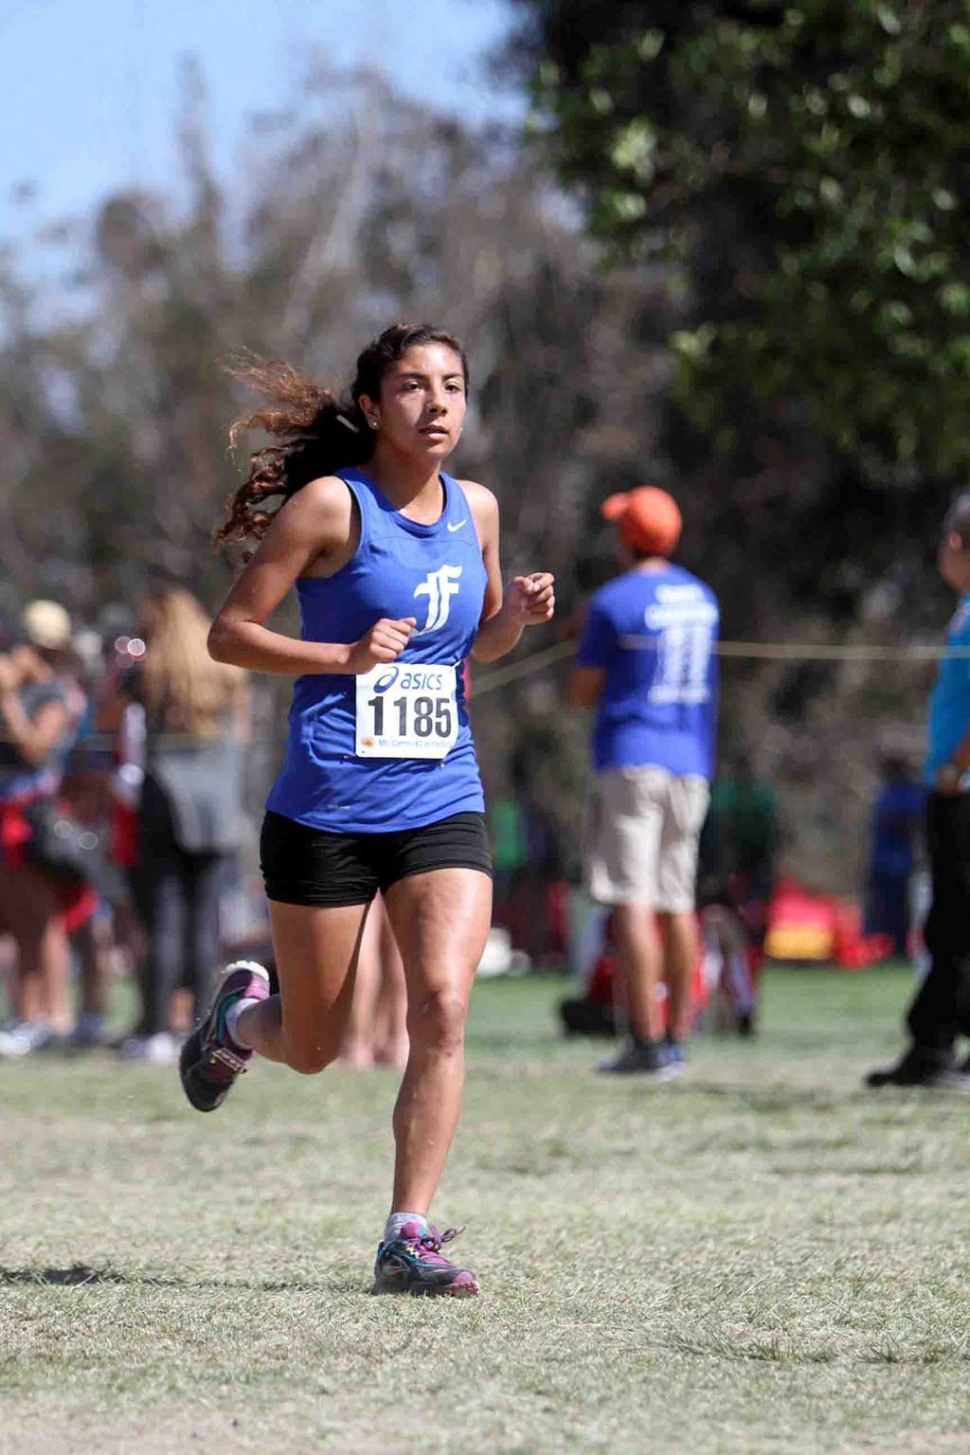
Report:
355,664,459,760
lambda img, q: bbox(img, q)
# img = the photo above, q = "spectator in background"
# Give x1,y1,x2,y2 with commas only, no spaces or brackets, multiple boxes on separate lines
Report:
61,626,121,1050
102,588,250,1063
489,789,528,929
864,756,925,959
490,755,563,967
0,602,92,1054
570,486,719,1080
869,495,970,1088
706,750,778,949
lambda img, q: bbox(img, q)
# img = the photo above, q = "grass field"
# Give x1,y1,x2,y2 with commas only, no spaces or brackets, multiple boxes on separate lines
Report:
2,965,970,1455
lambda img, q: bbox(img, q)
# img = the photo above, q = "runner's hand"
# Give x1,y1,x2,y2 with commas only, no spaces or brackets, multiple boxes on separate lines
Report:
347,618,417,673
505,574,555,627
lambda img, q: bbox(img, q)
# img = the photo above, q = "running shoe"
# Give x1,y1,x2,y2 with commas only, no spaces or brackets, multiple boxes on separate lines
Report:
598,1038,676,1079
179,961,270,1112
372,1222,480,1297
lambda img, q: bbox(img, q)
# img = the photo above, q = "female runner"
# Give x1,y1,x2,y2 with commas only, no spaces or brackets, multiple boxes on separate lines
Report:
179,324,555,1297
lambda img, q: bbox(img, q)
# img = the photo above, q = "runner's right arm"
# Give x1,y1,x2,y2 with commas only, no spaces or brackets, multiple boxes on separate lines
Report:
208,476,414,675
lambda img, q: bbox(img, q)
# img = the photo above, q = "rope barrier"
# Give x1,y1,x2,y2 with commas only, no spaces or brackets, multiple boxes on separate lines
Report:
1,637,959,736
472,637,969,697
472,641,576,696
713,640,959,663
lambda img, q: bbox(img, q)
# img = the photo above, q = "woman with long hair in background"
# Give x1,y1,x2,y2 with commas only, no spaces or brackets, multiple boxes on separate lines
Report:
106,588,250,1062
179,323,554,1296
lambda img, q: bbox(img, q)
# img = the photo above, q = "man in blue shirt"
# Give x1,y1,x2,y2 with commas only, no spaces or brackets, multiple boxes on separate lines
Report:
570,487,719,1078
868,494,970,1088
864,756,925,958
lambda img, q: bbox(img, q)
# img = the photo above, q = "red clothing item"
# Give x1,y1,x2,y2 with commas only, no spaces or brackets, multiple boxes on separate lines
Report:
111,800,138,870
0,798,97,931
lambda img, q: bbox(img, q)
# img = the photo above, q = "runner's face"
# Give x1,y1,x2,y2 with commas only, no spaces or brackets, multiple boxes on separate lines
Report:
363,345,467,460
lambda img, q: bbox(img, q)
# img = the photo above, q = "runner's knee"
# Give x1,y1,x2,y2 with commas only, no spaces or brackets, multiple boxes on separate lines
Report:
283,1032,341,1075
407,987,468,1051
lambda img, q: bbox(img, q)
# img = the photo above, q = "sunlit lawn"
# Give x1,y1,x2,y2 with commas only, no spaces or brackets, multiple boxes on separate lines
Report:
2,965,969,1454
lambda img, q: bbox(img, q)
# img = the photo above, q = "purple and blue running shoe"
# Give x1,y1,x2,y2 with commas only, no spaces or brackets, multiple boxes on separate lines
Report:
179,960,270,1113
373,1222,480,1297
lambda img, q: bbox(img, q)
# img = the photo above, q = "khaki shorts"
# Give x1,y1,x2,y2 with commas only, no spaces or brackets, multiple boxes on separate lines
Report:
585,767,710,911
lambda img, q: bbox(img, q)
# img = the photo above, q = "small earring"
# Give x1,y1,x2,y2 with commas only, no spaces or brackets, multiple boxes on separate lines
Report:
369,418,379,429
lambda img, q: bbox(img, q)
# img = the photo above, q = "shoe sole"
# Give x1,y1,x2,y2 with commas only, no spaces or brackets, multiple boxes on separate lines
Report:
865,1069,970,1090
179,1026,228,1112
371,1277,480,1298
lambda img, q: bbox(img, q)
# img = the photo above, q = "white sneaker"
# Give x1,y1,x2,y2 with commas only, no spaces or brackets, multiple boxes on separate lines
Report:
144,1032,178,1065
117,1032,178,1065
0,1021,56,1057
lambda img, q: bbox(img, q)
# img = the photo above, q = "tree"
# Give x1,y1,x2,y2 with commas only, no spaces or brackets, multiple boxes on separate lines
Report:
506,1,970,887
512,0,970,484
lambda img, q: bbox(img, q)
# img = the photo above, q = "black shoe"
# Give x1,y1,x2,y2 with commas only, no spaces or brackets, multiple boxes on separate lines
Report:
598,1039,676,1079
559,997,619,1037
865,1048,970,1089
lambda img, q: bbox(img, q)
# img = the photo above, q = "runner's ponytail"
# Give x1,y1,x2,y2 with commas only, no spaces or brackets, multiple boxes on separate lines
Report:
217,355,370,545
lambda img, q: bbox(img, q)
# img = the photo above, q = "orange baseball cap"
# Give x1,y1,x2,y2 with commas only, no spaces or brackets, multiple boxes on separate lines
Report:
601,486,682,557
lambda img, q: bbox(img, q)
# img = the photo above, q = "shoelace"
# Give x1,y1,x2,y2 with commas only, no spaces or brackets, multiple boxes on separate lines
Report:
405,1226,464,1264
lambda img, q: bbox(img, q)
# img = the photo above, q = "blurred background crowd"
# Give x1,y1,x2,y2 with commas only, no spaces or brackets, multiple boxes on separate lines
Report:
2,0,966,1054
0,585,928,1061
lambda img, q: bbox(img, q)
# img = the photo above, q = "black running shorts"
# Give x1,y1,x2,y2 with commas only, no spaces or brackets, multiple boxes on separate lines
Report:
259,809,493,908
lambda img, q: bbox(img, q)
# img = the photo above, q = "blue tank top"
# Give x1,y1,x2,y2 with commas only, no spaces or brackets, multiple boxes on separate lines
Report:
266,468,488,833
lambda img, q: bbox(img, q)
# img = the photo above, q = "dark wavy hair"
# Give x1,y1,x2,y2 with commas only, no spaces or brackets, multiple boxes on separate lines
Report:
217,323,469,545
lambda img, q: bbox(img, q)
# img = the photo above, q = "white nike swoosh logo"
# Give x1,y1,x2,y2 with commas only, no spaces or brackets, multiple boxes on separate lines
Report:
447,519,467,532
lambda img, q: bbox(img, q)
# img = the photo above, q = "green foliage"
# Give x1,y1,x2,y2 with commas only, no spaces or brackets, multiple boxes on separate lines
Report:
519,0,970,480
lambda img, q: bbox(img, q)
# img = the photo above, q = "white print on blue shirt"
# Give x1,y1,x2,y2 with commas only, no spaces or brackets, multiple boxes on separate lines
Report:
619,584,718,707
413,565,463,636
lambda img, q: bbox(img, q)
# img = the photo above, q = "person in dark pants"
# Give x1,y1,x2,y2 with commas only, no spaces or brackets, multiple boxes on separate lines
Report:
130,773,227,1053
863,756,925,958
103,588,250,1063
868,495,970,1088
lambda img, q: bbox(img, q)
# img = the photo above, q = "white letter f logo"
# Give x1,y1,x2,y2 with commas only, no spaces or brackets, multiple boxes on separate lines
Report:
413,565,463,636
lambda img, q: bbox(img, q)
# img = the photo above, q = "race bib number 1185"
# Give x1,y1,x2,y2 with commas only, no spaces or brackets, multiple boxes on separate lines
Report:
355,664,459,760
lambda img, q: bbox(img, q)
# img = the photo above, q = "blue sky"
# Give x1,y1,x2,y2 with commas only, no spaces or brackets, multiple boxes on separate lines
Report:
1,0,521,238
